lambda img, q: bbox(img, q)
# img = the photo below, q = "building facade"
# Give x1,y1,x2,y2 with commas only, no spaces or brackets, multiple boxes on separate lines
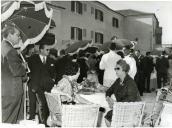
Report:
47,1,162,54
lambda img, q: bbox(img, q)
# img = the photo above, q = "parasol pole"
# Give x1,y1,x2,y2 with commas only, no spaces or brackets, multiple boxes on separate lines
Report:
19,52,29,120
19,52,30,73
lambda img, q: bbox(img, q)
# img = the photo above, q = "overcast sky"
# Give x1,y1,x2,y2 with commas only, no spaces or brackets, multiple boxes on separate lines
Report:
100,1,172,44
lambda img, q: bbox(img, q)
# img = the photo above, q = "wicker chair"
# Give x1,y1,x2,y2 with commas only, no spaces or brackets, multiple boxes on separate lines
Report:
62,104,99,127
155,102,172,127
44,92,72,126
111,102,145,127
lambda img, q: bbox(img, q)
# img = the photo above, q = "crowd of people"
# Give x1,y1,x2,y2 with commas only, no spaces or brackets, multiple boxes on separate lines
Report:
1,23,172,127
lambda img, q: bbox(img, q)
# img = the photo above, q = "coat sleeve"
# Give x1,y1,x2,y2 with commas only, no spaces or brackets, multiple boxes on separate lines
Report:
7,49,26,77
105,80,117,97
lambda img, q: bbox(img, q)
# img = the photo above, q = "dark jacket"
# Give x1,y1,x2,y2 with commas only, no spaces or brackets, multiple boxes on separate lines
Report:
142,56,154,74
135,54,144,72
28,54,56,92
1,40,26,97
77,57,89,83
55,55,73,83
155,56,169,74
106,74,141,102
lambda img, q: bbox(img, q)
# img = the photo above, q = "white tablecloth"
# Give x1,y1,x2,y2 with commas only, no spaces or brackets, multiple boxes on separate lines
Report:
79,93,109,108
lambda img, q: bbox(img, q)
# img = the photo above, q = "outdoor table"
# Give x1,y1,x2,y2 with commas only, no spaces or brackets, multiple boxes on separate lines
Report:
79,92,109,108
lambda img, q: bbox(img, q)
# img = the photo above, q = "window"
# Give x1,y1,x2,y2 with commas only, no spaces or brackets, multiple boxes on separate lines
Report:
91,7,94,14
83,29,86,37
95,32,103,44
91,31,94,39
71,1,82,14
83,3,87,11
95,9,103,21
71,27,82,40
112,17,119,28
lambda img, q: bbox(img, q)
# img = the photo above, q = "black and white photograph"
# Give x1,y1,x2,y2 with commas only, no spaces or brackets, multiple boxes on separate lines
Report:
1,0,172,127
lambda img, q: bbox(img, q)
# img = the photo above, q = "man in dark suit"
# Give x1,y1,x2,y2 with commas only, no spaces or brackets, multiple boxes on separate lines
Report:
1,23,27,123
28,44,56,126
77,50,89,83
142,51,154,92
155,51,169,88
134,50,145,96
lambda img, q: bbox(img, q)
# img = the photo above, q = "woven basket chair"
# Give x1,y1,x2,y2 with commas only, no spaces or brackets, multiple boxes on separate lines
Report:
44,92,72,126
155,102,172,127
111,102,145,127
62,104,99,127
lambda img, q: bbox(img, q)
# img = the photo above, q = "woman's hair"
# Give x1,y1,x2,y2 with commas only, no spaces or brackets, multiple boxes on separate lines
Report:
64,62,79,76
116,59,130,73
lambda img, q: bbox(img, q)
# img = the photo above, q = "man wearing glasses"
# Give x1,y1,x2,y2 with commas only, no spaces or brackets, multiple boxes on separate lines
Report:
27,44,56,126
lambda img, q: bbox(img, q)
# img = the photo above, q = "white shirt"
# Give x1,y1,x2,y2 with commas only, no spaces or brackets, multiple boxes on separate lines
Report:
39,55,47,63
99,50,121,87
123,55,137,79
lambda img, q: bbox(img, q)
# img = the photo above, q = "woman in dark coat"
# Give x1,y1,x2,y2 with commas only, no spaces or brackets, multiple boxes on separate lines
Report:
105,59,141,127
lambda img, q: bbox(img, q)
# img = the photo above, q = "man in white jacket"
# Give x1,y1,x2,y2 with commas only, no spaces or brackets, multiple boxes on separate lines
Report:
99,43,121,88
123,46,137,79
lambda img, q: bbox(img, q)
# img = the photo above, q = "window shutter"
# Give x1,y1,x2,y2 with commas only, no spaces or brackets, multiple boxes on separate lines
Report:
116,19,119,28
83,3,87,11
112,18,114,27
78,28,82,40
71,1,75,12
83,29,86,37
95,9,97,19
101,33,103,44
71,27,74,39
79,2,82,14
101,11,103,21
95,32,97,42
91,7,94,14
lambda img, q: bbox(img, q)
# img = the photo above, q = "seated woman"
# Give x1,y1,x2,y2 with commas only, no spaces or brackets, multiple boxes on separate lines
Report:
104,59,141,127
51,62,91,104
51,62,80,103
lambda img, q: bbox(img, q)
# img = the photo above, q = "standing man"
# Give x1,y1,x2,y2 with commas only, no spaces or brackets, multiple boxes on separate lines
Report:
28,44,56,126
123,46,137,79
99,43,121,88
142,51,154,92
134,50,145,96
155,51,169,88
1,23,27,123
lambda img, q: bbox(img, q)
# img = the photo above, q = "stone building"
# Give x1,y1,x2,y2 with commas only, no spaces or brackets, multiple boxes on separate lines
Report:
47,1,162,54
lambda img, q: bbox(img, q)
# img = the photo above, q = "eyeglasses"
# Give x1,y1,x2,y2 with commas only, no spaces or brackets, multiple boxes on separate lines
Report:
114,67,120,71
